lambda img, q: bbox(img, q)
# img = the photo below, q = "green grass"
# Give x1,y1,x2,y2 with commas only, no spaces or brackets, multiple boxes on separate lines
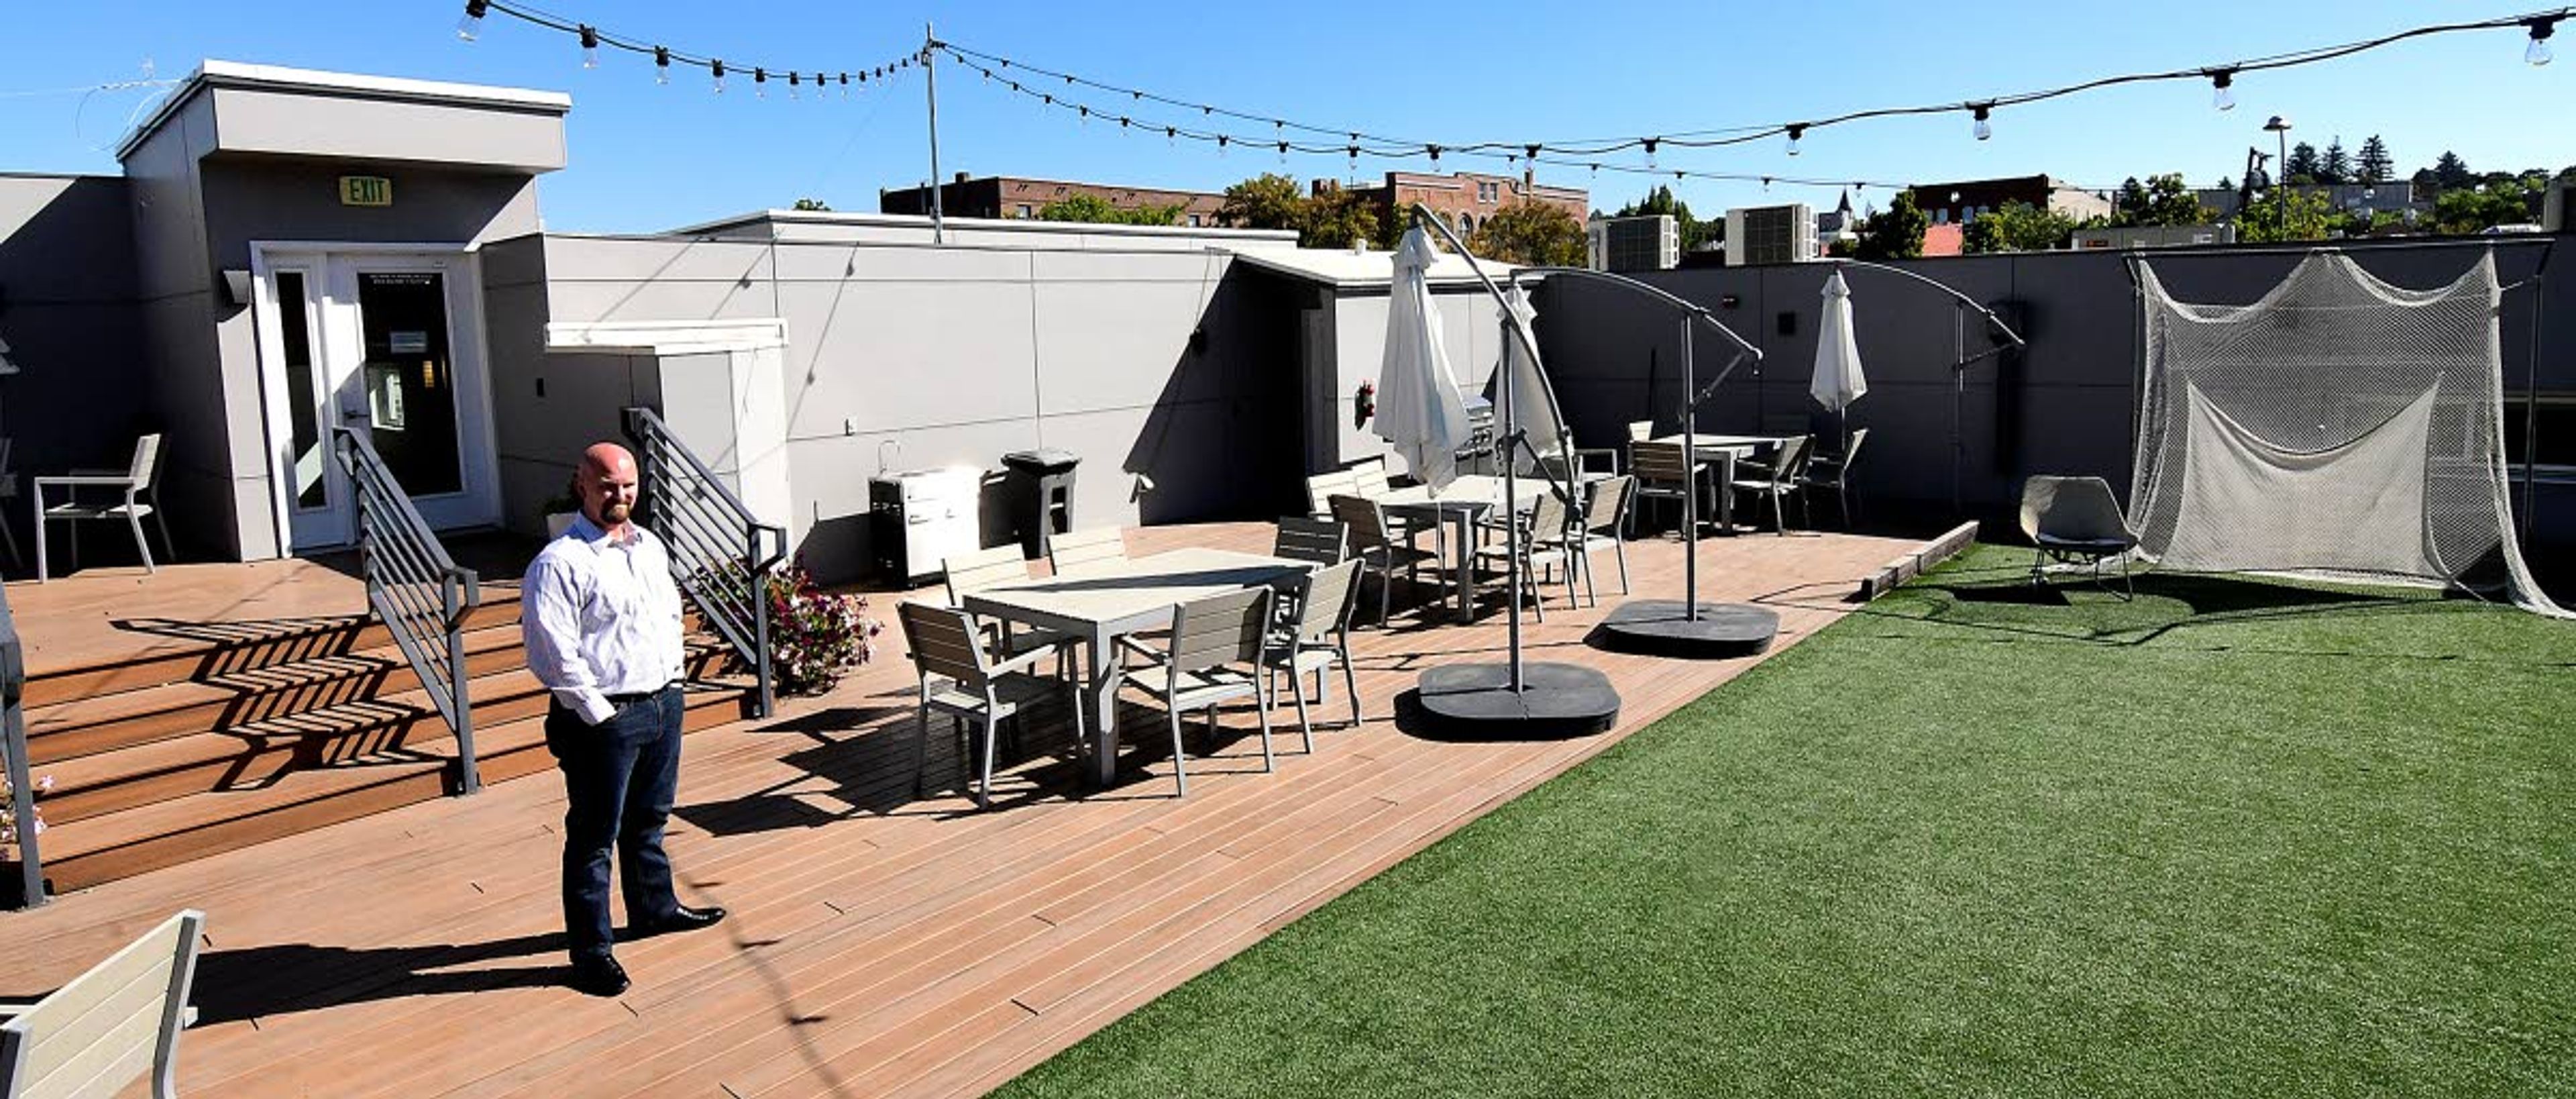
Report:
996,547,2576,1098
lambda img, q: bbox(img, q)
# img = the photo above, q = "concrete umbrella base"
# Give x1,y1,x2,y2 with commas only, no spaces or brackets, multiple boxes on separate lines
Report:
1410,662,1621,739
1591,600,1780,660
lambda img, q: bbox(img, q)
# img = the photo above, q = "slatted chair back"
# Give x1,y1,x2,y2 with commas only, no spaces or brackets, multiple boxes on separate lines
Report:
1344,456,1393,500
1763,436,1811,488
1046,527,1128,578
1272,517,1348,566
1628,440,1690,487
1164,586,1273,676
898,600,992,692
942,544,1032,603
1525,487,1572,546
1627,420,1655,441
1833,427,1870,475
1326,494,1392,553
0,909,203,1099
1303,470,1359,517
1287,560,1364,643
1583,475,1636,533
125,434,163,488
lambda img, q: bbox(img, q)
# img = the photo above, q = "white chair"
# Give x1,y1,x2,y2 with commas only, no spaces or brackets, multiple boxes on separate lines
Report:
1045,527,1128,578
1117,586,1277,797
1303,470,1360,521
2019,476,2141,599
1,909,204,1099
898,600,1083,808
34,433,174,582
1265,559,1364,748
943,545,1081,673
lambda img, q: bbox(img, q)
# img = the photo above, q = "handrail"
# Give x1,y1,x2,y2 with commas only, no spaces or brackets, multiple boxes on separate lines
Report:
3,584,42,908
622,407,788,718
332,428,482,794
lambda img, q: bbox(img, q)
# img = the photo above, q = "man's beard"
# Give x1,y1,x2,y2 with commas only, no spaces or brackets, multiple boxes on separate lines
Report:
599,501,631,524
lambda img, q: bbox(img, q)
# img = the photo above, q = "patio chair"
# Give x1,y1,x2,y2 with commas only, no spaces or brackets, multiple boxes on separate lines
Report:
1627,439,1726,537
2019,475,2141,599
1271,516,1348,568
1343,456,1395,498
1327,494,1436,625
1046,526,1127,578
898,600,1084,808
1,908,204,1099
1115,586,1276,797
1729,435,1809,535
1796,427,1870,529
34,433,174,582
1626,420,1655,442
1263,558,1364,751
1570,474,1637,606
1470,484,1578,620
0,439,20,571
943,545,1081,673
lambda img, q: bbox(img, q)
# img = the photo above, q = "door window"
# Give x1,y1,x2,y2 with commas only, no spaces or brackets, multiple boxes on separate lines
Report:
274,270,327,509
354,271,462,496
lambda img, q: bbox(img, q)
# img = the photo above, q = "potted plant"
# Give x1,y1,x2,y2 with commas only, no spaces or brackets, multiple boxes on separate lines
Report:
759,561,883,695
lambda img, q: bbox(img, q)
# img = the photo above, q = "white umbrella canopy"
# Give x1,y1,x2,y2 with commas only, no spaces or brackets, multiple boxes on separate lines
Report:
1483,282,1568,474
1811,268,1868,413
1379,227,1472,492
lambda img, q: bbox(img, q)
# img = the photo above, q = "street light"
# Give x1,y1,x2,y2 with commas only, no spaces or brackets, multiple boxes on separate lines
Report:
2263,115,2294,234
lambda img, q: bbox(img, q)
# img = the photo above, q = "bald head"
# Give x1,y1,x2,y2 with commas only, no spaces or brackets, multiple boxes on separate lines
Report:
574,442,640,533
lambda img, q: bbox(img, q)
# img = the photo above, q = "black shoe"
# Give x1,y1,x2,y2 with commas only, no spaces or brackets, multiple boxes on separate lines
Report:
568,954,629,998
629,903,727,939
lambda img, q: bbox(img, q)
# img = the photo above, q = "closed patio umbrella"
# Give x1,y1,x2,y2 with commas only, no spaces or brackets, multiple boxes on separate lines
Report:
1483,282,1568,475
1811,268,1868,452
1379,227,1472,492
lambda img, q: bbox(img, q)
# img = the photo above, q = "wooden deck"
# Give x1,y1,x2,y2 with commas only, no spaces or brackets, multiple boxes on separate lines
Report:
1,521,1921,1098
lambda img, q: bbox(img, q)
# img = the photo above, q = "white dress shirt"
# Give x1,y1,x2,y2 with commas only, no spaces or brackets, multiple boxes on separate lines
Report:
522,513,688,727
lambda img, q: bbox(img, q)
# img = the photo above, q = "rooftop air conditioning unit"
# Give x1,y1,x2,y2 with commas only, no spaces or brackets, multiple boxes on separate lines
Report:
1725,203,1817,267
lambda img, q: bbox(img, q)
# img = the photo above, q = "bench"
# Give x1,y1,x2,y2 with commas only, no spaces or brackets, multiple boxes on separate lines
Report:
1,909,203,1099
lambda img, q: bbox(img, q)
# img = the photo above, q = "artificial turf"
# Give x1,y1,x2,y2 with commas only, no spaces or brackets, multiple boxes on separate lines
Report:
996,546,2576,1098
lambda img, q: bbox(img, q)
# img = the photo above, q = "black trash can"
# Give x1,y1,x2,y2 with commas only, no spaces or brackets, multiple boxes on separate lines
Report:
1001,448,1081,558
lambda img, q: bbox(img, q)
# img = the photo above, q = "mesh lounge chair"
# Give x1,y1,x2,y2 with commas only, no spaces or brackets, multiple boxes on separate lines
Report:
1796,427,1869,529
898,601,1084,808
1116,586,1277,797
2019,475,2141,598
34,433,174,582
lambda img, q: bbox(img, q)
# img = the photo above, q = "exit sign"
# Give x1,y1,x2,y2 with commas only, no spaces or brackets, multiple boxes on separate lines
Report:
339,176,392,207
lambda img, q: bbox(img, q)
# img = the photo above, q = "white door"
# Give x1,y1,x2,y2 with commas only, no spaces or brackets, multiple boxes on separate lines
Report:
259,249,501,551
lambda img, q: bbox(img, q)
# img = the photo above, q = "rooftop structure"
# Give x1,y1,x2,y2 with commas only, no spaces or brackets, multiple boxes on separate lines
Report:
879,172,1229,227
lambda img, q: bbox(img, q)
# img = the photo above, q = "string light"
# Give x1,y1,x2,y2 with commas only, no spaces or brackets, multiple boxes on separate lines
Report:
1784,123,1805,156
754,66,767,98
2207,68,2237,111
1642,138,1658,169
1970,103,1993,141
456,0,488,41
2530,15,2560,64
578,25,599,68
654,46,669,85
712,59,725,93
787,71,799,100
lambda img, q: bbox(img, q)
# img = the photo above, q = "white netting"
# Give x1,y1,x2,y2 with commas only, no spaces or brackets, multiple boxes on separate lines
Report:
2132,251,2568,618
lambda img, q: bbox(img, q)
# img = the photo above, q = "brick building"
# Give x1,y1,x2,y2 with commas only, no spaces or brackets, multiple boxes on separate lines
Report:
1334,170,1588,238
881,173,1228,226
1907,174,2111,226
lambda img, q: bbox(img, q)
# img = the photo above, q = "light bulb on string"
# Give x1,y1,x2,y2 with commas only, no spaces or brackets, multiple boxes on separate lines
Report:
2208,68,2236,111
1428,144,1442,166
711,60,726,94
455,0,487,42
1348,145,1360,183
816,74,828,103
2530,16,2559,65
840,73,850,99
1166,126,1176,148
1785,123,1806,156
787,72,799,101
1643,138,1658,170
654,47,670,85
1078,105,1089,127
1971,103,1993,142
1277,141,1289,165
578,25,600,68
754,68,767,98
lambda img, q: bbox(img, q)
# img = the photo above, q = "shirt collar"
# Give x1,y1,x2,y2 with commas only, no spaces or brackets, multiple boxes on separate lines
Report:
566,513,645,547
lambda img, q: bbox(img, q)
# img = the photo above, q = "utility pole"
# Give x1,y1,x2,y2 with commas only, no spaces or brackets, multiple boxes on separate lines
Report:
924,22,945,244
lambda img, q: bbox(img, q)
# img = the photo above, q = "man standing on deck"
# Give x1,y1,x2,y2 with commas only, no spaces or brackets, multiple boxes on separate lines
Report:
521,441,725,997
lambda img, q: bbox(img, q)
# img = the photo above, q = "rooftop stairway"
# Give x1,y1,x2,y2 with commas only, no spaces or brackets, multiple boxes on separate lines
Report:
20,590,749,892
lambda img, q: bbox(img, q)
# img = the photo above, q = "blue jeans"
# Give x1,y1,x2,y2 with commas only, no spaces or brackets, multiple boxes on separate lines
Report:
546,685,684,961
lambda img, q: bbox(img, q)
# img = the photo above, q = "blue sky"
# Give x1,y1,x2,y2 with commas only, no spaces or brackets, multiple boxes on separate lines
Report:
5,1,2569,233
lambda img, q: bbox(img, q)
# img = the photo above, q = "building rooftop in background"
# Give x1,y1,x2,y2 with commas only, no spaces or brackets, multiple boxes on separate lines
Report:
1908,174,2111,227
1333,170,1587,240
880,173,1229,227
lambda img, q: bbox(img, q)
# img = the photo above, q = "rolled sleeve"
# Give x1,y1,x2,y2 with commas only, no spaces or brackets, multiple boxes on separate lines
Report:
522,555,616,726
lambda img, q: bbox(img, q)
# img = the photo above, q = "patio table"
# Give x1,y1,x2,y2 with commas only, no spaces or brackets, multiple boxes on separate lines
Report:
963,546,1312,788
1642,435,1800,533
1380,474,1545,621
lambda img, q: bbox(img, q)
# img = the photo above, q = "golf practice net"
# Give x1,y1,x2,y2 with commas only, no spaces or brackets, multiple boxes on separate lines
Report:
2130,250,2568,618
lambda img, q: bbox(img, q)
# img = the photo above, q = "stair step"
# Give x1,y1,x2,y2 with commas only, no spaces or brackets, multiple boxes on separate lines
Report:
36,682,754,895
21,586,526,709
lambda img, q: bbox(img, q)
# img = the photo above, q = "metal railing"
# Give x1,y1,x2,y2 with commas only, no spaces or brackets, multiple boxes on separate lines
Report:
3,584,42,908
333,428,484,794
623,407,787,718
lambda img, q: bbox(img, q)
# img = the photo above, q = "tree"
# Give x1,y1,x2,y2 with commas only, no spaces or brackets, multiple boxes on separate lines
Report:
2320,138,2351,185
1465,201,1587,266
1298,185,1379,250
1218,173,1305,231
2356,136,2394,185
791,197,833,211
2215,175,2235,191
2432,151,2474,189
1856,190,1927,260
1036,194,1183,225
2109,173,2210,227
2433,178,2538,234
2236,187,2334,243
1963,201,2078,254
2285,142,2321,185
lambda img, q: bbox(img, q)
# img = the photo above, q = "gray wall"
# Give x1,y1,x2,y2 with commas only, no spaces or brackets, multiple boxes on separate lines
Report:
1535,239,2575,558
482,230,1302,585
0,174,150,566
